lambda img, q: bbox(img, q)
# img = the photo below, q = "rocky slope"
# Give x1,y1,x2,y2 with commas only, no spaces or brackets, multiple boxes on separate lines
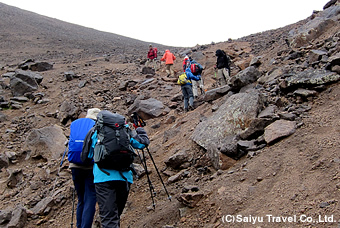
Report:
0,1,339,228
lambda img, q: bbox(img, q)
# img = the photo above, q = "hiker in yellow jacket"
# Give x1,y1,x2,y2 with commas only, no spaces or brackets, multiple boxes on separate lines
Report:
160,49,176,77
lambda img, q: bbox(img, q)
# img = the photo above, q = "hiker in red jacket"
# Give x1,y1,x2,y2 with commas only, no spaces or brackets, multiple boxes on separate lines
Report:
160,49,176,77
146,44,158,70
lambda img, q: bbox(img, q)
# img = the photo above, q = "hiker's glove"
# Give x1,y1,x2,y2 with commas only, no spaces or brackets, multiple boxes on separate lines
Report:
135,127,150,146
130,129,137,138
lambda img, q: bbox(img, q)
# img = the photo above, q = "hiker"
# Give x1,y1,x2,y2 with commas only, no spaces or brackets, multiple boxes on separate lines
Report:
160,49,176,77
178,67,201,112
215,49,231,86
68,108,100,228
145,44,158,70
182,55,190,72
188,57,204,98
82,110,150,228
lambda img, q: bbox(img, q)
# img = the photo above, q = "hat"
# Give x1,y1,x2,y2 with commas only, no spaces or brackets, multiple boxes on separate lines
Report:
149,44,152,47
184,55,189,60
86,108,101,120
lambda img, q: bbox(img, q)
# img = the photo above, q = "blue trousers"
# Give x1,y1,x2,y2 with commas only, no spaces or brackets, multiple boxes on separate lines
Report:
71,168,96,228
181,84,194,110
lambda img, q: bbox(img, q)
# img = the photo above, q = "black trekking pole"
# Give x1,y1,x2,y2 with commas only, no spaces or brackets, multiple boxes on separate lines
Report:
70,187,76,228
136,149,156,209
144,147,172,201
52,141,68,195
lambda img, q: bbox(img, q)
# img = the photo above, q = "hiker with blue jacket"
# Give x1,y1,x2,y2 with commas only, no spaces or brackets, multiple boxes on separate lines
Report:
68,108,100,228
82,110,150,228
179,67,201,112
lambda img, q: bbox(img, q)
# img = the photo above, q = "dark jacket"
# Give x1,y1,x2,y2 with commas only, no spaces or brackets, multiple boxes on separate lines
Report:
216,49,230,70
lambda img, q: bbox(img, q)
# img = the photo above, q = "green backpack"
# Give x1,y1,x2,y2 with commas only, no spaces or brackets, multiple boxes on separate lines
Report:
177,73,189,85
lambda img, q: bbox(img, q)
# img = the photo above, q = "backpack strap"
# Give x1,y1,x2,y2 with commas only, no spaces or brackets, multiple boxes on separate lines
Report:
120,165,137,191
99,166,110,176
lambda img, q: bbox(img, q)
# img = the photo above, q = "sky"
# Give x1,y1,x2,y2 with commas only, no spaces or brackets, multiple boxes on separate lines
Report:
0,0,326,47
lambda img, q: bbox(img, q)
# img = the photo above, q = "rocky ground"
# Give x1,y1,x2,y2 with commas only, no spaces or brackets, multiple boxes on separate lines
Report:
0,1,339,228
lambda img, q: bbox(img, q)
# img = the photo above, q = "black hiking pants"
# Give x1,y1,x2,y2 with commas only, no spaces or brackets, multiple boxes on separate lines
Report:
95,181,130,228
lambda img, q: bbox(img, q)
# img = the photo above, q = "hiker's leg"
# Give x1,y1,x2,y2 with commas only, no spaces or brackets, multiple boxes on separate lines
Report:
145,59,150,67
82,169,96,228
217,69,227,86
71,168,85,228
181,86,189,111
170,64,175,77
188,85,194,108
153,59,158,70
165,64,171,76
222,68,230,83
192,80,198,98
95,181,120,228
199,78,204,94
114,181,131,217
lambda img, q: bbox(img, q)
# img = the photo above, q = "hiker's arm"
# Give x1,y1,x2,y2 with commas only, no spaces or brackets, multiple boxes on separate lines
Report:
186,69,200,81
130,127,150,149
192,75,200,81
160,53,166,61
130,138,145,149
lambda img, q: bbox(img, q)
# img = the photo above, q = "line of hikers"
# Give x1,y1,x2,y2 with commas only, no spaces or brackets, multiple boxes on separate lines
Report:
147,44,231,113
68,108,150,228
65,47,232,228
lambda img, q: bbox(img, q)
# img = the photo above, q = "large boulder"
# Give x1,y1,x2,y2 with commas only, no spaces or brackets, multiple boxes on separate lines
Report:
59,101,79,124
264,120,297,144
281,69,339,90
192,90,264,164
229,66,261,90
204,85,231,102
326,52,340,72
31,197,55,216
24,125,67,161
128,98,169,120
257,67,284,85
164,150,190,170
141,67,155,75
7,206,27,228
19,59,53,72
9,70,42,96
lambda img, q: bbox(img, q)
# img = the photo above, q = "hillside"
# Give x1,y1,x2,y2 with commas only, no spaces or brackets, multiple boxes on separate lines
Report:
0,1,339,228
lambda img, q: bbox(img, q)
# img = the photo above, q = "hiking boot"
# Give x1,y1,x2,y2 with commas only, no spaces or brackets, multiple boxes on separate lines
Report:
189,105,195,111
184,108,189,113
167,74,170,77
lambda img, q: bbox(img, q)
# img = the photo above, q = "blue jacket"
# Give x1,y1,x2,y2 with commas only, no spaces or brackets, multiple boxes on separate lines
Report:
183,68,200,86
89,128,146,184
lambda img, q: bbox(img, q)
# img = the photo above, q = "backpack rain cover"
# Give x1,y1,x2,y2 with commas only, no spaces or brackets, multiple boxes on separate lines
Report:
68,118,95,165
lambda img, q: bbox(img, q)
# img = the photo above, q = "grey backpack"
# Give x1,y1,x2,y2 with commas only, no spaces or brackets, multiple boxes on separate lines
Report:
93,110,136,172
